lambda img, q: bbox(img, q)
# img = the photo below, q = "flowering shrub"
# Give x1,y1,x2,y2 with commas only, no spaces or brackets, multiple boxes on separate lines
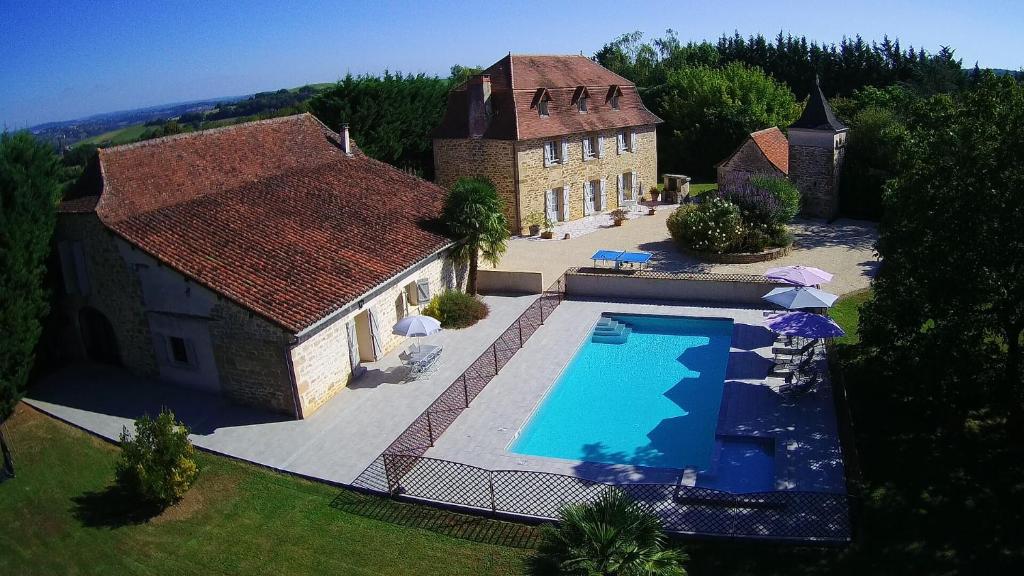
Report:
668,189,795,254
719,174,801,225
666,197,744,253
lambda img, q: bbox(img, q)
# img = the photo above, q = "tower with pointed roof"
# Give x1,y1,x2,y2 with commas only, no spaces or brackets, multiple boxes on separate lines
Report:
788,78,847,219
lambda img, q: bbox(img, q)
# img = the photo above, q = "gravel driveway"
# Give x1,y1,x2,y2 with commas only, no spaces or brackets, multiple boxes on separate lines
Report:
496,208,879,295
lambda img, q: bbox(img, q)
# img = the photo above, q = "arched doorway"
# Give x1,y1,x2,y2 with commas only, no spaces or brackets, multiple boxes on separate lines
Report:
79,307,120,365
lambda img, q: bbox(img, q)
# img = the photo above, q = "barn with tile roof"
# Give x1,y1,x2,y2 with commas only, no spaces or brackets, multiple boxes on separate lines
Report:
53,114,464,417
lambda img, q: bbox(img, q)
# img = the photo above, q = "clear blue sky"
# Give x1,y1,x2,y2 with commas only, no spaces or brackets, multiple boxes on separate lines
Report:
2,0,1022,128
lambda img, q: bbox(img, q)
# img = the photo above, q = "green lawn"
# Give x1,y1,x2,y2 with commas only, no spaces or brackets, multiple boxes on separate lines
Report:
830,289,872,345
689,182,717,196
0,405,531,576
81,124,150,146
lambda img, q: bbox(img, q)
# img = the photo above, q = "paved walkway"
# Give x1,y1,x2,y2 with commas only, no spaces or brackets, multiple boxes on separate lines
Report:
26,294,539,485
498,208,879,295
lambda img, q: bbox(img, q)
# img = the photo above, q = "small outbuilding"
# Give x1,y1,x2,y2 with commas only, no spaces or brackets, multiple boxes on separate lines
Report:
715,126,789,186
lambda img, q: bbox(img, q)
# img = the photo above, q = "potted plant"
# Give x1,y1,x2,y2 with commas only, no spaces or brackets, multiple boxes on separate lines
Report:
540,216,555,239
610,208,629,226
649,185,662,203
648,206,657,216
524,211,545,236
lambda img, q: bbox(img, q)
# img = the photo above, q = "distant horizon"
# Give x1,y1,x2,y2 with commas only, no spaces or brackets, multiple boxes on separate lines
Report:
3,0,1023,128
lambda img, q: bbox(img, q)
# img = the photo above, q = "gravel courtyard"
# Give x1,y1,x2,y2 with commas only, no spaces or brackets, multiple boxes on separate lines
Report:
496,207,879,295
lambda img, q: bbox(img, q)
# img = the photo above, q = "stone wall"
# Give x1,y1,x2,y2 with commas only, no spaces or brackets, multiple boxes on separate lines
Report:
716,139,784,186
433,138,517,229
53,213,158,376
289,252,462,416
208,300,296,416
789,130,845,220
565,269,792,307
516,125,657,234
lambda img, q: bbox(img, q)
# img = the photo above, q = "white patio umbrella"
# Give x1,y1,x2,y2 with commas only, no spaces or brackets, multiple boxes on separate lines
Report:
763,286,839,310
392,314,442,338
393,314,442,354
764,265,834,286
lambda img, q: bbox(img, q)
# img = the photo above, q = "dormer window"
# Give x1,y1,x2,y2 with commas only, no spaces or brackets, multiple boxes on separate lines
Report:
571,86,590,114
606,85,623,111
532,88,552,118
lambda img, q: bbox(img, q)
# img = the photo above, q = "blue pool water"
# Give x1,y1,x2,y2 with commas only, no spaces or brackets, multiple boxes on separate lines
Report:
511,314,734,472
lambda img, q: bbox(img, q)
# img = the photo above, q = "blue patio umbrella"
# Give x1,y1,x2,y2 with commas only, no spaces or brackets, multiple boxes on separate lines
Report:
764,311,845,338
762,286,839,310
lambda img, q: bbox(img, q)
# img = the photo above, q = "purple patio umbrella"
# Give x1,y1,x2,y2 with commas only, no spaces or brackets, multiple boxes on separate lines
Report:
764,311,845,338
764,265,834,287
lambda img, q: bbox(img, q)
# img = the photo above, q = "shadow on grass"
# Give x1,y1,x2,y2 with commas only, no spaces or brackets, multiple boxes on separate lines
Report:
329,490,543,549
71,484,162,528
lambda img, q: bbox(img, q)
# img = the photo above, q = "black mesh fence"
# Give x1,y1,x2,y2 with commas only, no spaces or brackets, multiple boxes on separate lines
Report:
352,284,850,543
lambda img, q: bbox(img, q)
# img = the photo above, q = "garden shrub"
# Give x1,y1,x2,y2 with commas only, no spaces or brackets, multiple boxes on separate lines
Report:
115,408,198,509
748,175,801,223
665,197,744,254
422,290,489,329
719,174,801,225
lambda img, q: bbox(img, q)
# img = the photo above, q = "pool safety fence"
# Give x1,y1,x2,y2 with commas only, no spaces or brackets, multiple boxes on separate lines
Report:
350,279,850,543
368,454,850,542
382,286,564,456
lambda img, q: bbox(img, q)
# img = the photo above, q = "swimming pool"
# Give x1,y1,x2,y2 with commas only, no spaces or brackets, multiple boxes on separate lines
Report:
511,314,735,473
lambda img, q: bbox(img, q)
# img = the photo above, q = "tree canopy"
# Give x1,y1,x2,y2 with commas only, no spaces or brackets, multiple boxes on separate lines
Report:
652,62,798,178
441,177,508,295
308,72,451,178
0,132,63,422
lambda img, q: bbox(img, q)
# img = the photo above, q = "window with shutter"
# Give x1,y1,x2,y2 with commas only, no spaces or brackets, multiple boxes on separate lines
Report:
416,279,431,302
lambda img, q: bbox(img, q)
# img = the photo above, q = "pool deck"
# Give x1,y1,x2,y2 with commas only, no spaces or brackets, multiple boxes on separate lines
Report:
25,294,541,486
425,298,846,494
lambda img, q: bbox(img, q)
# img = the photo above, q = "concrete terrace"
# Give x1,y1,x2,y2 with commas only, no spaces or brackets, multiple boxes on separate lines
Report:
26,294,540,485
497,207,879,296
425,298,845,493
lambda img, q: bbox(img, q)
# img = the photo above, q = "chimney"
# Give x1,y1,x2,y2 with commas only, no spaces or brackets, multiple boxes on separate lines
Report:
340,123,352,155
467,74,492,138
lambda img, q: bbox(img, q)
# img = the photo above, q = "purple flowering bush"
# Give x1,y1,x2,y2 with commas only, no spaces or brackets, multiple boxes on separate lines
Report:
668,174,797,254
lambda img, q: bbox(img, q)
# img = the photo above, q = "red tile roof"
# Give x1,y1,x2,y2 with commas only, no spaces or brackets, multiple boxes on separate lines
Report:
433,55,661,141
749,127,790,175
70,114,452,332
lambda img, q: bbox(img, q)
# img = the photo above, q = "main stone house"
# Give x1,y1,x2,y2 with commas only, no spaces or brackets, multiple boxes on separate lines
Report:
433,55,662,234
54,114,464,418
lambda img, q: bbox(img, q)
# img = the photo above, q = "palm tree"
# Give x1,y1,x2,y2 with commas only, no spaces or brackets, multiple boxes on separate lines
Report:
534,489,688,576
442,177,509,295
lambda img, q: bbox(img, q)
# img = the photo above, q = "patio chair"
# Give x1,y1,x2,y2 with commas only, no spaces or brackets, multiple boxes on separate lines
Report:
404,344,442,381
779,369,820,397
772,338,819,362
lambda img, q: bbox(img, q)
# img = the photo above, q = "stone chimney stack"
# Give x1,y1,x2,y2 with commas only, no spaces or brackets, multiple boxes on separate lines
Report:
340,123,352,155
467,74,492,138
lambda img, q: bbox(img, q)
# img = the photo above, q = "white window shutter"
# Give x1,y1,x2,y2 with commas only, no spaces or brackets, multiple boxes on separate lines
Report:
617,174,624,205
599,179,607,211
631,130,638,152
416,278,431,302
631,170,639,199
545,189,557,223
581,138,589,161
561,138,569,164
562,184,571,221
597,135,604,158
